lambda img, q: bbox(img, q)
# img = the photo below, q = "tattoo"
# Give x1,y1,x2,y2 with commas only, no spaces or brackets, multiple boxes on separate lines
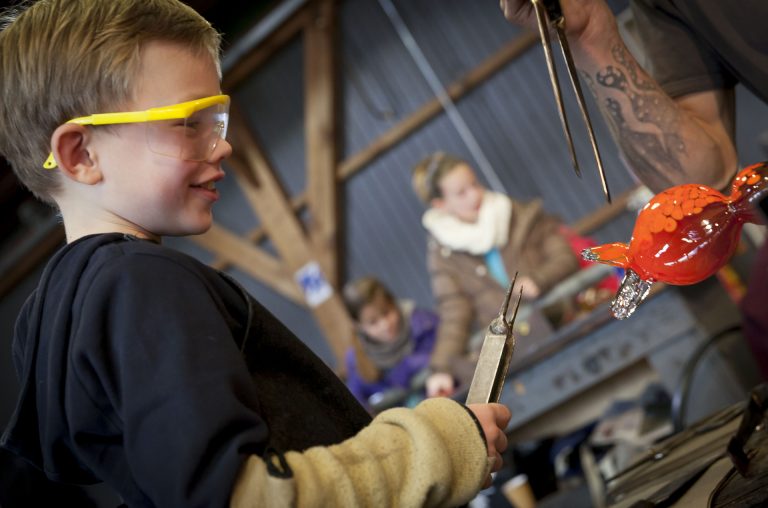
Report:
604,98,677,189
612,45,655,92
587,44,689,187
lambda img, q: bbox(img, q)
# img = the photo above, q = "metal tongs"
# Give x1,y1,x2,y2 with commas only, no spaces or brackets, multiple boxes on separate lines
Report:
531,0,612,203
465,274,523,404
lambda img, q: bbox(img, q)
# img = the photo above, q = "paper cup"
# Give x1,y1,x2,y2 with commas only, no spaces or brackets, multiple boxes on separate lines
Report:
501,473,536,508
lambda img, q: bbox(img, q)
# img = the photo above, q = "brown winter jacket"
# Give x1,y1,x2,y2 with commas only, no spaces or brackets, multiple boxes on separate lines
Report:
426,199,580,375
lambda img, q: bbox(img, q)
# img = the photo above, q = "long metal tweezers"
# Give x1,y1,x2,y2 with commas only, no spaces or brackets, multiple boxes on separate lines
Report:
465,274,523,405
531,0,611,203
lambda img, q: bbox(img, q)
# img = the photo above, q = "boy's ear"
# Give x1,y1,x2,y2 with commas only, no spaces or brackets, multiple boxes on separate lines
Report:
50,123,102,185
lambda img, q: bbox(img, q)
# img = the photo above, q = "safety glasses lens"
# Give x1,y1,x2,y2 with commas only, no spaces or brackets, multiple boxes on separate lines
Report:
145,101,229,161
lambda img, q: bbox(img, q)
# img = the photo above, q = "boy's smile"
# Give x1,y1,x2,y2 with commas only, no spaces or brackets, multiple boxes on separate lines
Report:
189,171,225,202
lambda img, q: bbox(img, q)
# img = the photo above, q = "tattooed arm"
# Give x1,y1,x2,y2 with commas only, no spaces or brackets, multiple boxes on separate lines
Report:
499,0,737,193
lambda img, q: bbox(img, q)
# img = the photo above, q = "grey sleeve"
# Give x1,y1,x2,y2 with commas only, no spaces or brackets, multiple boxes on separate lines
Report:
630,0,734,97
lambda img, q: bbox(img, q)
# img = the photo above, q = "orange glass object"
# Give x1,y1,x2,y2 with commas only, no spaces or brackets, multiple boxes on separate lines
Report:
583,161,768,319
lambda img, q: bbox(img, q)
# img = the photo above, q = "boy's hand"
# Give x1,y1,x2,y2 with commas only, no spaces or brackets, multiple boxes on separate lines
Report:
467,403,511,486
426,372,455,398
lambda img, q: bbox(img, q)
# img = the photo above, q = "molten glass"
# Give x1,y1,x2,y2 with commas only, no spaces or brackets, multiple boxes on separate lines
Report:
582,161,768,319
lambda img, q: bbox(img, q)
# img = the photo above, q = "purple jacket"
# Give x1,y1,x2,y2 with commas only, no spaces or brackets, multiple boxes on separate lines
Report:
345,308,438,408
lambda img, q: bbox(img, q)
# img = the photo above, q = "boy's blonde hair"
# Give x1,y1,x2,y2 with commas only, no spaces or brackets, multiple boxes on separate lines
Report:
0,0,222,204
411,151,466,204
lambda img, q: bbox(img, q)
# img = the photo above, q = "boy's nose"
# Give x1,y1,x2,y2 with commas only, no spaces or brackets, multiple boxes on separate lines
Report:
210,138,233,162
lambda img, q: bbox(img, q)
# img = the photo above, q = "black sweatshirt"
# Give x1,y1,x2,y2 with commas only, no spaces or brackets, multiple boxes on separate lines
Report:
1,234,370,507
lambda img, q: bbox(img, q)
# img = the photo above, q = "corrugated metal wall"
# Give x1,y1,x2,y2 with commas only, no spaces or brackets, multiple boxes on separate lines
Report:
336,0,638,304
168,0,768,367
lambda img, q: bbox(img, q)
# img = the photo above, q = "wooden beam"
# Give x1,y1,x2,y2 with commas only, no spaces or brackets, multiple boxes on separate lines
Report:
304,0,339,286
191,223,304,303
226,106,354,369
207,194,307,271
224,6,313,91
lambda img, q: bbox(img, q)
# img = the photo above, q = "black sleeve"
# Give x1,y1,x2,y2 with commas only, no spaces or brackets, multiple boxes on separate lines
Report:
70,251,267,507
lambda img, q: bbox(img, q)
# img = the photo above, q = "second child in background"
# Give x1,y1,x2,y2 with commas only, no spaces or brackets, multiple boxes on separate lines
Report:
343,276,439,412
412,152,581,398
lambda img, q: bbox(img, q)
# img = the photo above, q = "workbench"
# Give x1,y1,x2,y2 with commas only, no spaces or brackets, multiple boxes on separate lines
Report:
500,277,756,442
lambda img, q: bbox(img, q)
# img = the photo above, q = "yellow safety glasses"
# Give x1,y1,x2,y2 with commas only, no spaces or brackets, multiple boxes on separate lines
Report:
43,94,230,169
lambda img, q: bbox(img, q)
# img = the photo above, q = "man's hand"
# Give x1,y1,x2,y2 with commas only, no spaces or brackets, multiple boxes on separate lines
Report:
467,403,512,487
499,0,619,57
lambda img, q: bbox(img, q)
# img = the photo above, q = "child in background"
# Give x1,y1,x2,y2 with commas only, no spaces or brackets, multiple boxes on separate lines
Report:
343,276,439,412
0,1,510,505
412,152,581,399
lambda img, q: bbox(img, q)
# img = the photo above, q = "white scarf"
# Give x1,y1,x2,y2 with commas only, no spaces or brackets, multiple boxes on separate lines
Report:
421,191,512,255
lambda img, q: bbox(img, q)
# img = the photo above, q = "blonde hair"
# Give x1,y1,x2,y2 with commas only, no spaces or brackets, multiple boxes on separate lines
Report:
0,0,222,204
411,151,467,204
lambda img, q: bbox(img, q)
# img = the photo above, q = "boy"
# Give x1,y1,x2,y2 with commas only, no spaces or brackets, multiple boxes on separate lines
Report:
0,0,510,506
342,276,440,411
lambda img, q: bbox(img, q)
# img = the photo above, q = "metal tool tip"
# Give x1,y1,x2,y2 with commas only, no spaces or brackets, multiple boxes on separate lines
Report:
508,286,523,328
498,272,519,320
490,273,518,335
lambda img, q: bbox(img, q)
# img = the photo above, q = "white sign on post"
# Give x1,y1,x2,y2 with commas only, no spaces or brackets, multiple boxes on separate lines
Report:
294,261,333,307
